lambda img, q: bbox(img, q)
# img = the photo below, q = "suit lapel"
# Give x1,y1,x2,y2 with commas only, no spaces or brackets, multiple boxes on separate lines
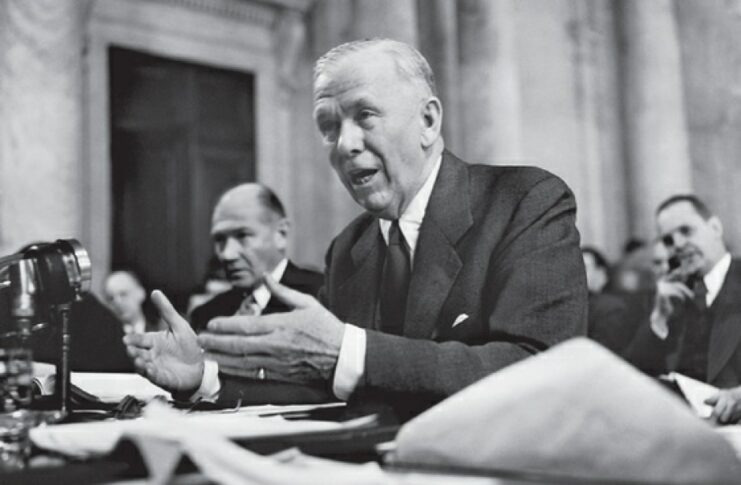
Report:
708,260,741,382
336,221,384,329
404,152,473,339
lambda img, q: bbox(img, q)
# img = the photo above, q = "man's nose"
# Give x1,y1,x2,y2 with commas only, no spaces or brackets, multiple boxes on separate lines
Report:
336,120,363,157
673,232,688,248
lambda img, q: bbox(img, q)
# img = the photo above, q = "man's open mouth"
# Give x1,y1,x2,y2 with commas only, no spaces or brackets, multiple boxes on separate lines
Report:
349,168,379,186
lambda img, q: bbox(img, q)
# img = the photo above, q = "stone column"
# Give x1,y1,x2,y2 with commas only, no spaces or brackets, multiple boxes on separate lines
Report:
0,0,90,255
458,0,522,164
418,0,461,151
619,0,693,238
351,0,418,46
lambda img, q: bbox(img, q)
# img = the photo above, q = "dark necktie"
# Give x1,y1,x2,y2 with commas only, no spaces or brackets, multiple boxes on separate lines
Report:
692,278,708,311
379,220,411,335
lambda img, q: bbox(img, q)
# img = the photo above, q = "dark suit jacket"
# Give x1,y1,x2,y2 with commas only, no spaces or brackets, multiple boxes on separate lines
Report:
321,151,587,411
626,259,741,387
587,292,639,355
189,261,328,405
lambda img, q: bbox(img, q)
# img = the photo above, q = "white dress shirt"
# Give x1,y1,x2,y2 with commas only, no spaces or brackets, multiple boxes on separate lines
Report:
332,156,442,400
650,252,731,340
194,258,288,401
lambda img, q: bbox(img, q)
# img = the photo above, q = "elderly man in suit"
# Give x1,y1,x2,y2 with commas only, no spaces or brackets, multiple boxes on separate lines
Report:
126,39,586,416
625,195,741,422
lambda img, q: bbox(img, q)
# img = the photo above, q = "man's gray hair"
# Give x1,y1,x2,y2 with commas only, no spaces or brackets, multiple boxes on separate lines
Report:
313,38,438,97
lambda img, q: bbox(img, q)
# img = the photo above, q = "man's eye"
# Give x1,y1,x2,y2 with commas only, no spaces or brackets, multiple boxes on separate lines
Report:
318,121,339,143
356,110,375,124
679,226,694,236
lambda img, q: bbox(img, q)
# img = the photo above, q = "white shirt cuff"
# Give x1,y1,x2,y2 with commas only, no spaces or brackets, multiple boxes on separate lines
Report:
189,359,221,402
650,309,669,340
332,324,366,401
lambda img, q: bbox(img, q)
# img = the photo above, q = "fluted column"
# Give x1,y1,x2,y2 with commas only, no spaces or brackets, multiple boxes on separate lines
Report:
619,0,692,237
418,0,461,151
0,0,90,255
351,0,418,46
458,0,522,164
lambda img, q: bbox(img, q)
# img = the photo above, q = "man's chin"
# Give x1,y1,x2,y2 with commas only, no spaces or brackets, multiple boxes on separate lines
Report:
355,194,398,219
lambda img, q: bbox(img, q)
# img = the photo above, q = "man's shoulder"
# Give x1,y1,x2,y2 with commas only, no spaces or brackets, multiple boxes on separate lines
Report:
190,288,242,330
283,261,324,296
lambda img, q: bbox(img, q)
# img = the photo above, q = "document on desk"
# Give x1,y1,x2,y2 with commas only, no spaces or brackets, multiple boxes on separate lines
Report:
71,372,171,402
664,372,718,419
30,401,373,459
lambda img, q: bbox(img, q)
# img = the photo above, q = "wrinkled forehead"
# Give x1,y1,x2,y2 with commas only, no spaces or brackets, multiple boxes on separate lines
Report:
211,201,269,235
313,51,412,104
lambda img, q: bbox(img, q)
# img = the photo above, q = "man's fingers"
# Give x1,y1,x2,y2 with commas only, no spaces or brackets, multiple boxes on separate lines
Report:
264,274,315,309
123,332,155,349
151,290,191,334
207,316,274,334
198,333,270,355
705,393,719,405
125,345,150,362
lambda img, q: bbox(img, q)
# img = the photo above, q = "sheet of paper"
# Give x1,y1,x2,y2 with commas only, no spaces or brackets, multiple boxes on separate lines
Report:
668,372,718,419
71,372,171,403
30,401,371,458
715,426,741,459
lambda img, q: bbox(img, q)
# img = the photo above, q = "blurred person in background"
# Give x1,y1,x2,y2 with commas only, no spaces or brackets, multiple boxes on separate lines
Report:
104,270,165,335
582,246,634,354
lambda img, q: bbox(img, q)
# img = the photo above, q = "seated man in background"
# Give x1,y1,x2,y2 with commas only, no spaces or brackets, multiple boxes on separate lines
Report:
626,195,741,391
127,183,326,404
582,246,635,354
104,270,165,335
189,183,323,333
126,39,586,417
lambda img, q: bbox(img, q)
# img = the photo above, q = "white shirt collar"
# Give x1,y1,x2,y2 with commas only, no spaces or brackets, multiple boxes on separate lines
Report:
379,155,442,263
704,252,731,307
251,258,288,310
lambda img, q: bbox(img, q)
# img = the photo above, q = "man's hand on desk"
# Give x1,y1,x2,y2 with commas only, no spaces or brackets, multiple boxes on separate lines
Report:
197,275,344,385
705,387,741,425
123,290,204,394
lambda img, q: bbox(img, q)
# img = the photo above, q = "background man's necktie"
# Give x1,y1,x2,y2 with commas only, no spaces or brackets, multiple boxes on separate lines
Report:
380,220,411,335
692,278,708,311
235,294,261,316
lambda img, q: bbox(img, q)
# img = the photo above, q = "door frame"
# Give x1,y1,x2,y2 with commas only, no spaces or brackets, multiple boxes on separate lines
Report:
83,0,312,293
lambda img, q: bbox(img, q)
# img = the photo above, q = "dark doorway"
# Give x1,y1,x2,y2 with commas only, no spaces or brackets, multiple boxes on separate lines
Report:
109,47,255,310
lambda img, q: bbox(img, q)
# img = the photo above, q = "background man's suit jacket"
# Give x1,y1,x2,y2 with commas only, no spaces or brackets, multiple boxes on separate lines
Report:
626,259,741,387
321,151,588,412
189,261,329,405
190,261,323,332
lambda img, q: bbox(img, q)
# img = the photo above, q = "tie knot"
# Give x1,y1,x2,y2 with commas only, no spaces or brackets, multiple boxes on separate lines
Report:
236,294,261,316
692,278,708,308
388,220,404,246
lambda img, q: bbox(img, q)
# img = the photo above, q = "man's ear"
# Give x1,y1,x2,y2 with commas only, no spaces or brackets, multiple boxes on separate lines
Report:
274,218,290,249
709,215,724,238
420,97,443,148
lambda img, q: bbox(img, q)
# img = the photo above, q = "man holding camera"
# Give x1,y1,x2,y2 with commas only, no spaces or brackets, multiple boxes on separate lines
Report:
627,195,741,398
